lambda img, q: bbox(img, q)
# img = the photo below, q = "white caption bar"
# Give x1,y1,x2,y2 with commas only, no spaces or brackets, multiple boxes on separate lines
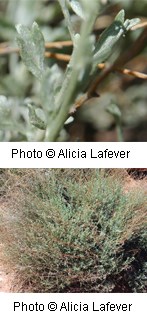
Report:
0,293,146,320
0,142,146,168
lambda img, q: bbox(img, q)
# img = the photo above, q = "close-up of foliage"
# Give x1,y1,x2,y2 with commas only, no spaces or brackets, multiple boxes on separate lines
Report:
0,0,147,141
0,169,147,292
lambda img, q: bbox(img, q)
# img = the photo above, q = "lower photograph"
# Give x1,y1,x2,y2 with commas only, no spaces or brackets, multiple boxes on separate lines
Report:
0,169,147,293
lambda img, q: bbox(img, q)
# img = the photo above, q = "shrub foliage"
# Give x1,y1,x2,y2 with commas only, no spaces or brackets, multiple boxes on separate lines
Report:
0,169,146,292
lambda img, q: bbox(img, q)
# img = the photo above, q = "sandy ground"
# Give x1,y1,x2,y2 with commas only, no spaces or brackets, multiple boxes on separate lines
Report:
0,244,14,292
124,175,147,194
0,175,146,292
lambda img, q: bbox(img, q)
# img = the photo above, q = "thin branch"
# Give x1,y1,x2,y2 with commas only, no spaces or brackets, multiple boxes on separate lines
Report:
73,64,147,112
0,40,73,55
114,27,147,67
115,67,147,80
0,43,146,80
131,21,147,30
0,46,19,54
45,51,71,62
87,26,147,97
45,40,73,48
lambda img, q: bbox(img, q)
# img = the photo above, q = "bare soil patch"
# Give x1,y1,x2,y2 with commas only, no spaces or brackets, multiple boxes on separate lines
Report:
0,244,15,292
124,175,147,194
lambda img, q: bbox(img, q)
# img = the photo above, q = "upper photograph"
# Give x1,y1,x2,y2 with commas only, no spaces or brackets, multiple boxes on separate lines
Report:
0,0,147,142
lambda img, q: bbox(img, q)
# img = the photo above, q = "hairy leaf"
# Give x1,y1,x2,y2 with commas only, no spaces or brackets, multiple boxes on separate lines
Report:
0,96,11,121
0,95,9,109
41,65,63,112
28,104,46,130
16,22,45,80
93,10,140,65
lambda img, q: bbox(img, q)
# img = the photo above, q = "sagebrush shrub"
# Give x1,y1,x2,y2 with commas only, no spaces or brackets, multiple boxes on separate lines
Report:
1,169,146,292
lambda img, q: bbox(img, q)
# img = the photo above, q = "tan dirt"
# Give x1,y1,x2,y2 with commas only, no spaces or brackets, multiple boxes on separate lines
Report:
0,244,15,292
124,175,147,194
0,201,16,293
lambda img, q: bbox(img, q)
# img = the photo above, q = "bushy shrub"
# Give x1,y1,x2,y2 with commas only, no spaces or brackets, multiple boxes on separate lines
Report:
1,169,146,292
1,1,146,141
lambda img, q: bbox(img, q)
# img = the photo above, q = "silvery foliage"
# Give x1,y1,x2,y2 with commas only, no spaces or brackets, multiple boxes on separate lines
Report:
0,0,140,141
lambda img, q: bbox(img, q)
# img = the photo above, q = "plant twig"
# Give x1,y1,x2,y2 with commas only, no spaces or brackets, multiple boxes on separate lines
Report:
1,42,146,80
0,40,73,54
131,21,147,30
45,51,71,61
115,67,147,79
114,27,147,67
45,40,73,48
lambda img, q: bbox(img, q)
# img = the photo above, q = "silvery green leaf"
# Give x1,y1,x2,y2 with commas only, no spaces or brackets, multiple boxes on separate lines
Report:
68,0,85,20
0,97,27,133
59,0,75,40
106,104,122,120
115,9,125,23
28,104,46,130
41,65,63,112
93,10,139,66
16,22,45,80
0,96,11,118
124,18,140,31
0,95,8,108
64,116,74,125
81,0,100,13
73,32,80,43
